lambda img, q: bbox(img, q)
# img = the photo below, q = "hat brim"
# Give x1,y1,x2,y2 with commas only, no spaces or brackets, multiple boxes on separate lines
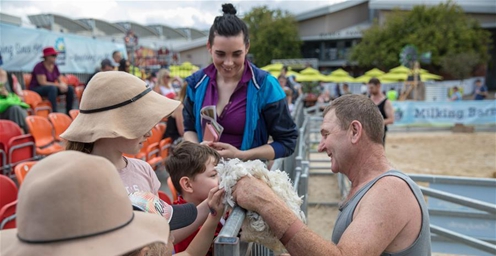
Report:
0,211,170,256
60,90,180,143
170,203,198,230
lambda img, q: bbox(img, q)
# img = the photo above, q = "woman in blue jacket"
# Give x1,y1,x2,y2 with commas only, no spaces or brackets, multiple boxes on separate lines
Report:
183,3,298,160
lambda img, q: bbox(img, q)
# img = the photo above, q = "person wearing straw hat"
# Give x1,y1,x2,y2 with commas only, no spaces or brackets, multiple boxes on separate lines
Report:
0,150,200,256
60,71,214,244
29,46,74,114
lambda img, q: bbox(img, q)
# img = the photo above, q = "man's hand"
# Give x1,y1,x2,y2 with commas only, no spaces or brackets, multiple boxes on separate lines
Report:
232,175,277,213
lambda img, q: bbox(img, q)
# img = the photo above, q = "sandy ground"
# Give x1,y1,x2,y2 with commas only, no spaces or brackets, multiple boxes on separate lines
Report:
307,131,496,243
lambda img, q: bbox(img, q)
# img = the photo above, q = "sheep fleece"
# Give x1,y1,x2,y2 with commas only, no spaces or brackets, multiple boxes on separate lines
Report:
217,158,306,252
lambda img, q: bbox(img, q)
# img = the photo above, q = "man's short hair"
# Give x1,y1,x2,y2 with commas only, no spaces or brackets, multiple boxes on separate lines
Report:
475,79,481,83
112,51,121,58
323,94,384,144
165,141,221,194
368,77,381,86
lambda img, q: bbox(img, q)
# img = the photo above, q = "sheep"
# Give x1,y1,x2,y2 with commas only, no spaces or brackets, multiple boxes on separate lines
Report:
217,158,306,253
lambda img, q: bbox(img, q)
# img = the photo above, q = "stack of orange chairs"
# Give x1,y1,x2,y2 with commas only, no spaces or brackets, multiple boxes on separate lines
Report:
48,113,73,142
22,90,52,118
25,116,64,156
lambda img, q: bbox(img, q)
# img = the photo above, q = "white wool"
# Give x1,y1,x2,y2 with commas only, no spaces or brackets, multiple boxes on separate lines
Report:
217,158,306,253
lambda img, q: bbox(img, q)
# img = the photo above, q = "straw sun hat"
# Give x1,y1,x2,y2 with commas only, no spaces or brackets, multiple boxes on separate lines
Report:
0,151,196,256
61,71,181,143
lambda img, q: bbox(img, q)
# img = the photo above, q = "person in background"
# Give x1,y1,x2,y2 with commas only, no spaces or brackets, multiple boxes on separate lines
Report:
112,50,123,69
450,86,462,101
341,83,352,95
0,53,29,132
281,66,299,102
474,79,488,100
183,3,298,161
368,78,394,145
154,69,176,99
119,59,131,73
387,87,398,101
29,46,74,114
163,82,187,148
232,95,431,256
85,58,116,86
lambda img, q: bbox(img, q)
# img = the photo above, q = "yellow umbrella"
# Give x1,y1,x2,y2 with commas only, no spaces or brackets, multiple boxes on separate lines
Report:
330,68,349,76
379,73,408,81
364,68,385,77
261,63,284,72
299,67,321,75
355,75,373,83
270,70,300,78
389,65,411,74
325,75,355,83
421,73,443,81
295,74,328,82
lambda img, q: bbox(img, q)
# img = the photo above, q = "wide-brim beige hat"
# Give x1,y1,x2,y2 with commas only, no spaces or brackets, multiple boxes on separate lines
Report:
61,71,180,143
0,151,170,256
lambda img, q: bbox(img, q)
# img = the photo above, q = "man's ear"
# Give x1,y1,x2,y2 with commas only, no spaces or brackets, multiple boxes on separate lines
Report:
179,176,193,194
350,120,362,144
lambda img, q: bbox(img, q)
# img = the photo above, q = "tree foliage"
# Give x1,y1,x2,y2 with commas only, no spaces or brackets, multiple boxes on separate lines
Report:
350,1,492,74
243,6,302,66
440,52,480,80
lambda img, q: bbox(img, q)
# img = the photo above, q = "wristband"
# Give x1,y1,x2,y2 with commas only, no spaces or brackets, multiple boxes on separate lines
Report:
279,219,305,246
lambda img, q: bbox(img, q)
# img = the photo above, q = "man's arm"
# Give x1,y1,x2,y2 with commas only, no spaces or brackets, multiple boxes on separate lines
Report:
384,100,395,125
233,175,418,255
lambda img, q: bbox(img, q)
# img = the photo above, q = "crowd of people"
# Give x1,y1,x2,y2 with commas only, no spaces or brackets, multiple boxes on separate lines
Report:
8,1,496,255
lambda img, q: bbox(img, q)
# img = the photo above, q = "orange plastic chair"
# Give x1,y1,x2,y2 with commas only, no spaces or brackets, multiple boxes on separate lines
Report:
0,175,17,211
147,125,162,145
48,113,72,141
167,177,178,202
159,138,172,160
0,200,17,230
23,74,32,89
75,86,84,101
14,161,37,186
158,190,172,205
156,123,166,137
22,90,52,118
25,116,64,156
69,109,79,120
146,142,162,170
64,74,81,87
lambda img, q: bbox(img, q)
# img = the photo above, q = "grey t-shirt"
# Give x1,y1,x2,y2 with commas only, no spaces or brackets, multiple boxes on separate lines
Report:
119,157,160,195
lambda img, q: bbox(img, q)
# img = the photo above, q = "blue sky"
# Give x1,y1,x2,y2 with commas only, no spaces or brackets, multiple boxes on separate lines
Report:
2,0,344,30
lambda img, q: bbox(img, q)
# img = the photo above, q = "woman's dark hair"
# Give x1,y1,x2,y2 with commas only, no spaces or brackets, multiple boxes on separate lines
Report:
118,59,128,72
208,3,249,46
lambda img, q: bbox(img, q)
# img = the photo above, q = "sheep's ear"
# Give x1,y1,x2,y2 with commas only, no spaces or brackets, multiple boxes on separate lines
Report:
180,176,194,193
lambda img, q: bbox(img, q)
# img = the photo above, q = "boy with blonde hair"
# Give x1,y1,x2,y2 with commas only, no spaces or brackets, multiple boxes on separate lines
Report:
165,141,223,255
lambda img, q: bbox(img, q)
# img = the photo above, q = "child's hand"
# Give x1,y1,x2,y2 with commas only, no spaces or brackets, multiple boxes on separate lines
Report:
207,187,225,219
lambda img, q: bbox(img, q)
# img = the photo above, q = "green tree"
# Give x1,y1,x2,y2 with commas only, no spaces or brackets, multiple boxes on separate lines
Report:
350,1,492,74
243,6,302,66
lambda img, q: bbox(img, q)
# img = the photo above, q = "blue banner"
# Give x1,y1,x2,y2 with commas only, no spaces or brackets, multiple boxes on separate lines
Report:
392,100,496,125
0,23,126,74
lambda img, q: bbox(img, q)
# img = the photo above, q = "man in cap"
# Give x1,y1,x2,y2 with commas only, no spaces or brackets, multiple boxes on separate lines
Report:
85,58,116,86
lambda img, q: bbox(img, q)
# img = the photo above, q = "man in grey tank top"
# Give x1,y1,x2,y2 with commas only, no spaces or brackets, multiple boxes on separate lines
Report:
232,94,431,255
